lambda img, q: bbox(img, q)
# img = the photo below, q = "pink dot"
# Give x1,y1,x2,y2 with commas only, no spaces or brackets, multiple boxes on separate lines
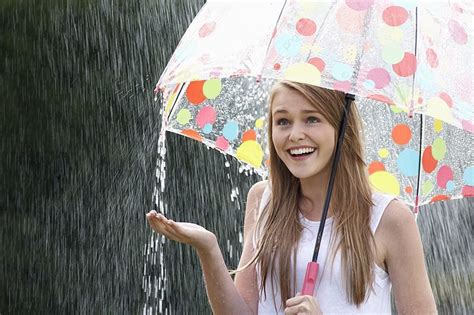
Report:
308,57,325,72
333,81,351,93
199,21,216,38
461,120,474,133
345,0,374,11
273,63,281,70
368,94,394,105
296,18,317,36
439,92,453,107
382,6,409,27
448,20,468,45
367,68,391,89
392,52,417,77
426,48,438,68
196,106,216,129
437,165,453,189
215,136,229,151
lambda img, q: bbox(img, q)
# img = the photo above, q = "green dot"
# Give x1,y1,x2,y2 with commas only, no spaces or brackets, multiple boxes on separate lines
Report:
176,109,191,125
432,137,446,161
203,79,222,99
390,105,404,114
422,180,434,196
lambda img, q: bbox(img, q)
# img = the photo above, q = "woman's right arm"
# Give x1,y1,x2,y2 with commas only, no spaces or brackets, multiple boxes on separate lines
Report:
146,180,266,315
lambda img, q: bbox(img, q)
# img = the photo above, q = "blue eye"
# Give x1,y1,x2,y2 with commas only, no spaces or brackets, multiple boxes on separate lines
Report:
276,118,289,126
307,116,320,123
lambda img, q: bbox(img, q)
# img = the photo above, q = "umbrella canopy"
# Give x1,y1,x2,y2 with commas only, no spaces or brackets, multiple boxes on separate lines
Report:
155,0,473,207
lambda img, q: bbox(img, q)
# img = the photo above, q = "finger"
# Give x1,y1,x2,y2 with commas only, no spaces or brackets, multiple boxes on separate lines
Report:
285,295,307,307
284,304,308,314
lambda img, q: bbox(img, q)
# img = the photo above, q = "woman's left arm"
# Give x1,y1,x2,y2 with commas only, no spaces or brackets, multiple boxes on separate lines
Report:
378,200,437,314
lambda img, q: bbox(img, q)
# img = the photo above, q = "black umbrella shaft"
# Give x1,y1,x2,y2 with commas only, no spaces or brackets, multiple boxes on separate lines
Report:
312,93,355,263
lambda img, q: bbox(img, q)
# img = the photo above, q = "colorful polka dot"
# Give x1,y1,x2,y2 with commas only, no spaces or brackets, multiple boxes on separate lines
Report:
448,20,468,45
431,137,446,161
392,52,417,77
436,165,453,189
391,124,411,145
202,123,213,134
196,106,217,129
275,34,303,57
369,171,400,196
367,68,391,89
222,120,239,141
296,18,317,36
422,146,437,174
463,166,474,186
203,79,222,99
255,118,265,129
330,62,353,81
242,129,257,142
426,49,439,68
378,148,390,158
308,57,325,72
236,140,264,168
345,0,374,11
176,109,192,125
199,21,216,38
284,62,321,85
215,136,229,151
397,148,419,177
181,129,203,142
422,180,434,196
186,81,206,105
382,6,408,27
368,161,385,174
433,119,443,133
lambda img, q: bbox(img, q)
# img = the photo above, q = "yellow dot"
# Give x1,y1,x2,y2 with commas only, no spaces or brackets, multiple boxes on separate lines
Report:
378,148,390,158
236,140,264,168
255,118,265,129
434,119,443,133
369,171,400,196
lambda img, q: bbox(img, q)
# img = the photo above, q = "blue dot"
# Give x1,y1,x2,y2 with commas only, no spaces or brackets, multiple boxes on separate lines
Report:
223,121,239,141
446,180,455,192
330,62,353,81
202,123,213,134
397,148,419,177
275,34,303,58
463,166,474,186
363,79,375,90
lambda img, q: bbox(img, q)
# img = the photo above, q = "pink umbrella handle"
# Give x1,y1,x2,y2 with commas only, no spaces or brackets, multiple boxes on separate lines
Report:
301,262,319,296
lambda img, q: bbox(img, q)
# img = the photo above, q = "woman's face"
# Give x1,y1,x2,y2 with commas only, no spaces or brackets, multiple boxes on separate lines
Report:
271,86,336,181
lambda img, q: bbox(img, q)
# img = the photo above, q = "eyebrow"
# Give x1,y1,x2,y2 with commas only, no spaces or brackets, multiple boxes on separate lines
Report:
273,109,320,114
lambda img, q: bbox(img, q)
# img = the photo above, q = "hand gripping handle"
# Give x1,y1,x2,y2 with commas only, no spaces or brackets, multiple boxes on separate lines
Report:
301,262,319,296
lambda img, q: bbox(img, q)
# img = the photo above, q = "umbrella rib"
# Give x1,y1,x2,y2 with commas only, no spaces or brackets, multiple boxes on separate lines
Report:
258,0,288,79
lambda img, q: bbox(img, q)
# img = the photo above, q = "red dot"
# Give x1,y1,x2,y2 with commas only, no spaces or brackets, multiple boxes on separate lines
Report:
242,130,257,142
296,18,317,36
199,21,216,38
181,129,203,142
308,57,325,72
186,81,206,105
439,92,453,107
382,6,408,27
273,63,281,70
392,52,417,77
368,161,385,174
391,124,412,145
422,146,438,174
426,48,438,68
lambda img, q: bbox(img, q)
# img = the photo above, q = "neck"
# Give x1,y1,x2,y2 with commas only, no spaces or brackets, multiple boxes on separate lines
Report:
298,170,333,221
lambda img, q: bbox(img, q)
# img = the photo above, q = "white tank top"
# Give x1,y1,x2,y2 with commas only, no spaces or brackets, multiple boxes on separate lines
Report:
256,186,394,314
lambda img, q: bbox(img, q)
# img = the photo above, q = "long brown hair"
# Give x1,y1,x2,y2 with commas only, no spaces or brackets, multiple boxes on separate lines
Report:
249,81,374,308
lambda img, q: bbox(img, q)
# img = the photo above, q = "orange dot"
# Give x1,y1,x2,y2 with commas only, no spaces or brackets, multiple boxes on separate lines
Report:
422,146,437,174
186,81,206,105
391,124,412,145
274,63,281,70
430,194,450,203
368,161,385,174
242,130,257,142
405,186,413,194
181,129,203,142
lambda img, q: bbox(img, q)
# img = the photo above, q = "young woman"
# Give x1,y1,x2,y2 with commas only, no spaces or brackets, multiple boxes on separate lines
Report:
146,81,437,314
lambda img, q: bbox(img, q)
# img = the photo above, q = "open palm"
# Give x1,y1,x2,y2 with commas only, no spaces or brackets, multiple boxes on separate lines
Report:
146,210,216,252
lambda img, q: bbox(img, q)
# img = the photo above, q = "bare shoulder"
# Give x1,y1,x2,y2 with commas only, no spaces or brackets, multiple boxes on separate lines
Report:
243,180,268,229
377,198,420,257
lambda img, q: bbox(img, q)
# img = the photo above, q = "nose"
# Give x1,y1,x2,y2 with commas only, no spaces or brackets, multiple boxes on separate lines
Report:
288,122,305,142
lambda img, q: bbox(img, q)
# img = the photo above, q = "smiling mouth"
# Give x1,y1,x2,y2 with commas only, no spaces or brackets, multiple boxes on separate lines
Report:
288,147,316,157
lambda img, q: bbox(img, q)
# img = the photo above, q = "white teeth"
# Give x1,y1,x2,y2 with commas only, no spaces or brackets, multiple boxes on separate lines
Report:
289,147,315,155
